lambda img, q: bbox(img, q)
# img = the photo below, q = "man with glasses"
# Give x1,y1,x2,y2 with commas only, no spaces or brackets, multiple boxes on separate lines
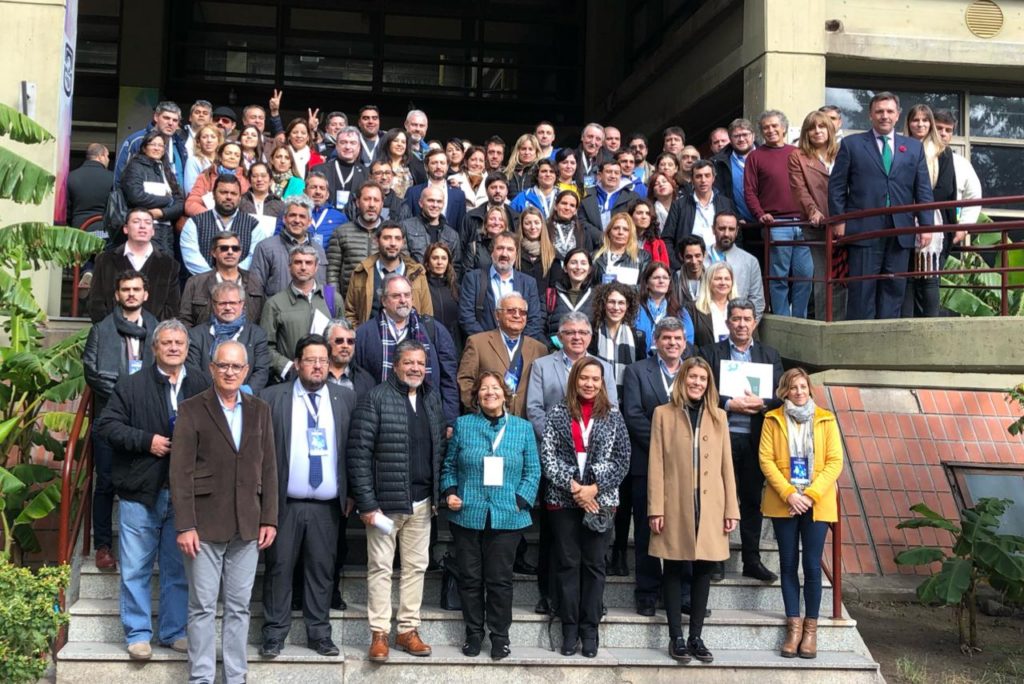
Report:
458,232,543,341
628,133,654,184
171,340,277,684
258,334,357,660
180,174,264,276
212,106,238,137
95,319,209,661
179,231,264,327
711,118,757,224
368,159,411,222
186,280,271,394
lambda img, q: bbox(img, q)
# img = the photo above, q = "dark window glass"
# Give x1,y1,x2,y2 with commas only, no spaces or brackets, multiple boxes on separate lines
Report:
970,145,1024,210
825,88,961,133
969,95,1024,140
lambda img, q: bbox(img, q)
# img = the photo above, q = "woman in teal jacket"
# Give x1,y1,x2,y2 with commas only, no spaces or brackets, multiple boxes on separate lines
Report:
441,371,541,661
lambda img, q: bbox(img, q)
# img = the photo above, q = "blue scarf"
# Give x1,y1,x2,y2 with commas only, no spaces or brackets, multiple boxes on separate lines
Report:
212,313,247,347
217,165,235,176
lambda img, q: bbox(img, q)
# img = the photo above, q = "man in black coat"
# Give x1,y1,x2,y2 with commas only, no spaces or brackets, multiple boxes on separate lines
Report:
186,281,271,394
662,160,736,271
699,298,784,582
67,143,113,228
258,334,357,659
579,159,639,236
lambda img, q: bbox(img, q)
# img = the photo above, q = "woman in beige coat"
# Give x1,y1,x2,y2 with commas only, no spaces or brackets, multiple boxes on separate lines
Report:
648,356,740,664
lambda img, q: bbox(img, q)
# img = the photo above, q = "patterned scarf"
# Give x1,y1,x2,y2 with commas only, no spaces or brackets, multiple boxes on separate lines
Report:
783,398,816,482
212,313,247,347
378,309,433,382
596,324,636,390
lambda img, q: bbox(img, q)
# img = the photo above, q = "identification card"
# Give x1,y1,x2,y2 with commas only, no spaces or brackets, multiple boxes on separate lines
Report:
790,453,810,488
503,370,519,394
483,455,504,487
128,359,143,375
307,427,328,457
576,451,587,479
336,190,351,208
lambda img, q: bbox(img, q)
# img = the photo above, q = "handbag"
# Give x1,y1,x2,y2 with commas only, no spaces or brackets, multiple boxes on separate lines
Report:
102,186,129,241
582,506,615,534
439,551,461,611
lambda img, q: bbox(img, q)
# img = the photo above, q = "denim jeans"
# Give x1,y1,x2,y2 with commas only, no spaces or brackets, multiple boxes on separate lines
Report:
768,226,813,318
772,511,830,619
119,489,187,645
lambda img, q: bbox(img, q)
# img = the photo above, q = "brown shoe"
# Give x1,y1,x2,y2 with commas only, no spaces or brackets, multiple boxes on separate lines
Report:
368,630,389,662
95,546,117,571
781,617,802,658
395,629,432,657
799,618,818,659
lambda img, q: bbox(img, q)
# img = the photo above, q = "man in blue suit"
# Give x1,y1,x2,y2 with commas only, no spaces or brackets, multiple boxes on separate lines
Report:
404,148,467,230
828,91,934,320
458,232,545,343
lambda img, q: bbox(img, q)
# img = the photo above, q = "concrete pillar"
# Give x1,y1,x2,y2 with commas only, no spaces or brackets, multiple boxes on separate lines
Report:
742,0,827,134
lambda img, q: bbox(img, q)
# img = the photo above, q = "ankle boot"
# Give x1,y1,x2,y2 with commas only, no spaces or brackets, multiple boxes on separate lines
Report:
799,618,817,659
781,617,802,658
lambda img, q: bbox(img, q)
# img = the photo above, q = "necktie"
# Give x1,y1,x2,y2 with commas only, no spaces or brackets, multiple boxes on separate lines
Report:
879,136,892,174
308,392,323,488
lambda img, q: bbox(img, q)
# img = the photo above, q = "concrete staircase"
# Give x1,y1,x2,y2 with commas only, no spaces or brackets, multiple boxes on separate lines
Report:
56,522,882,683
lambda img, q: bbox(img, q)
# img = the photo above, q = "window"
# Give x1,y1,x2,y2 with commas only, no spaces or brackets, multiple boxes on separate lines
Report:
824,87,960,133
944,462,1024,536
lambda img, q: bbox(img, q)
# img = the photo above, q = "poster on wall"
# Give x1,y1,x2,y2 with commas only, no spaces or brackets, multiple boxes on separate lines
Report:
52,0,79,225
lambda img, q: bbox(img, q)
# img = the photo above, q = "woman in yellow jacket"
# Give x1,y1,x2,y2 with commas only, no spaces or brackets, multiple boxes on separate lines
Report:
759,368,843,660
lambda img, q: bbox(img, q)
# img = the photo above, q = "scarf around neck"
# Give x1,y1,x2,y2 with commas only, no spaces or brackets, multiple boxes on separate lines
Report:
784,398,816,483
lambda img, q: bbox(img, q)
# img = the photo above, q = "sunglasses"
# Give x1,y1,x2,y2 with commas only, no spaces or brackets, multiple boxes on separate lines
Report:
217,116,235,125
332,337,355,346
217,245,242,252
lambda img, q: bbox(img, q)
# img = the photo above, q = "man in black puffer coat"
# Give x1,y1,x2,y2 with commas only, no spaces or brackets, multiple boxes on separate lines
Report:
346,339,447,663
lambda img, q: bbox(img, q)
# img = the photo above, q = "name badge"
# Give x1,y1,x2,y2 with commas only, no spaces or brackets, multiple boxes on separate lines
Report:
307,427,328,457
576,451,587,479
128,359,143,375
790,453,810,488
583,176,596,189
336,190,351,208
313,233,325,248
483,455,504,487
503,370,519,393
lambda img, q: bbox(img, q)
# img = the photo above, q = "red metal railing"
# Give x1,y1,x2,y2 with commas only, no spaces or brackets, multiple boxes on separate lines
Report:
55,387,94,651
761,195,1024,321
69,216,103,318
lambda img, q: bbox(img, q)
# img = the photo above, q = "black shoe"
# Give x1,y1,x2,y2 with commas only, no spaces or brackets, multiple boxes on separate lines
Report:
606,549,627,576
259,638,283,658
601,603,607,618
331,592,347,611
513,559,538,575
560,632,578,656
687,636,714,663
490,641,511,660
742,561,778,583
581,636,598,658
291,596,302,611
461,636,482,657
711,561,726,582
310,637,340,657
669,636,692,663
680,604,711,618
636,601,656,617
534,597,553,615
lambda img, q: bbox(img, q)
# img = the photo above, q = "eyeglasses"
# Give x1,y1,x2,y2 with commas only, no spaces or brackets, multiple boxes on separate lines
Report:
216,116,234,125
498,307,527,317
213,300,242,307
300,358,330,367
560,329,590,337
217,245,242,252
332,338,355,346
212,362,246,374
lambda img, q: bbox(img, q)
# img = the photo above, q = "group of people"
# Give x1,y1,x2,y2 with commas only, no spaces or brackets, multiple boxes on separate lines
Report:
75,93,863,681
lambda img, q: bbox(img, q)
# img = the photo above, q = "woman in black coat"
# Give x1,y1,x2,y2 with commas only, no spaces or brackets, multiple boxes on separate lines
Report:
121,129,184,255
425,241,463,353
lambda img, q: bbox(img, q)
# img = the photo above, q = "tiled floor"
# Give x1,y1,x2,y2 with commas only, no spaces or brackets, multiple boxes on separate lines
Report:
823,386,1023,576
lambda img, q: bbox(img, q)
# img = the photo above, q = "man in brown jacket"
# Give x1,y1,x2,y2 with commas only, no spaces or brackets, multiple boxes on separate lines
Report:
343,221,432,327
171,340,278,684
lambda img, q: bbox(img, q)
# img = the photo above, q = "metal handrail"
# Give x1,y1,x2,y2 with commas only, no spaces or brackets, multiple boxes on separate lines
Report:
69,215,103,319
55,387,94,652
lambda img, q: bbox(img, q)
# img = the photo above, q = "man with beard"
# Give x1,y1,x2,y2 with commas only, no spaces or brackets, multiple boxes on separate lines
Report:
459,174,518,257
344,221,433,327
180,175,264,276
318,111,348,157
579,159,639,234
405,110,430,161
404,149,467,230
401,185,463,279
251,195,328,299
327,182,385,298
662,159,735,270
356,105,382,166
628,133,654,184
368,159,411,222
178,231,264,327
310,126,368,213
706,211,765,320
711,118,757,224
458,232,543,342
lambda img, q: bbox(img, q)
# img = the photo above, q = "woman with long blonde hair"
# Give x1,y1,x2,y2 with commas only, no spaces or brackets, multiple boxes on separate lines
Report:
505,133,541,199
695,262,739,343
592,212,651,286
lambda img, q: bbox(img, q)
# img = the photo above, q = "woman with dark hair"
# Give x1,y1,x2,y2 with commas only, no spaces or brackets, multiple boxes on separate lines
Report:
546,190,600,283
649,356,739,663
509,158,559,219
540,357,630,658
655,152,686,194
268,143,305,198
588,283,646,577
185,140,250,217
377,127,425,199
237,124,266,171
120,129,184,254
504,133,540,199
446,138,466,175
239,162,285,219
450,145,489,209
591,212,652,287
629,198,670,266
554,147,582,199
516,206,556,295
425,241,462,352
635,262,693,353
285,118,324,178
545,248,597,344
648,171,678,228
442,371,541,660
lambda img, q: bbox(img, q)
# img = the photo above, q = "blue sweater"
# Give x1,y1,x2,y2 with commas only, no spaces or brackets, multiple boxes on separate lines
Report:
440,413,540,530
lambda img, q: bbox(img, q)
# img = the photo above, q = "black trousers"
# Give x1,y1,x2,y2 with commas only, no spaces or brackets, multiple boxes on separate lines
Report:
91,433,115,549
332,510,350,595
450,520,520,644
536,480,554,602
612,473,633,555
631,474,662,602
262,499,340,641
664,559,714,639
548,507,612,641
846,237,910,320
730,432,764,567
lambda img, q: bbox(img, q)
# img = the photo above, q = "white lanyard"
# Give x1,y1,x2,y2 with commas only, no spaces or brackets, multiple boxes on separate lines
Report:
581,155,594,176
577,417,594,450
539,189,555,217
300,389,321,426
215,212,235,232
558,287,592,312
253,198,265,215
503,334,521,362
601,190,615,214
491,419,508,454
311,207,328,230
385,316,409,343
334,162,355,189
168,374,184,413
361,136,379,161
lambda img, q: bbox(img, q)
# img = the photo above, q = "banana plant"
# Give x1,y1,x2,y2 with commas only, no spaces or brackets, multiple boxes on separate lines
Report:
0,103,103,560
939,229,1024,317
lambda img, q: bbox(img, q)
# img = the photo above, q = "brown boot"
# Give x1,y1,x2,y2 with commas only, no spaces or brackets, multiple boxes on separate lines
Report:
781,617,803,658
368,630,389,662
799,618,818,659
396,629,432,656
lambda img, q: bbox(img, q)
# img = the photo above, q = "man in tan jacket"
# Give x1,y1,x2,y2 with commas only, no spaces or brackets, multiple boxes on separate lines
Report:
343,220,432,327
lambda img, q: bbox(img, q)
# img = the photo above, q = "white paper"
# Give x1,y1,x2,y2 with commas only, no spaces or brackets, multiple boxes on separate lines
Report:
310,309,330,335
372,513,395,534
483,456,504,487
607,265,639,286
201,192,215,209
719,360,774,399
142,181,169,196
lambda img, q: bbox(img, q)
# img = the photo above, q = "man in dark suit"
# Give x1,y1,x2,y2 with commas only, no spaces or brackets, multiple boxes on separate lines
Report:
579,159,639,236
325,318,377,399
458,233,544,342
171,340,278,684
404,149,467,229
828,91,934,320
258,334,357,659
700,299,783,583
621,317,693,615
662,160,735,270
67,143,113,228
574,123,611,191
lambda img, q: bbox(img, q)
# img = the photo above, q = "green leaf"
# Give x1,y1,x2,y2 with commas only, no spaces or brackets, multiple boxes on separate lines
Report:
0,103,55,143
0,147,55,205
41,412,87,438
13,481,62,527
0,467,27,496
12,522,41,554
928,558,974,605
895,547,947,566
897,517,960,533
0,416,19,445
0,223,104,269
9,464,55,486
974,540,1024,580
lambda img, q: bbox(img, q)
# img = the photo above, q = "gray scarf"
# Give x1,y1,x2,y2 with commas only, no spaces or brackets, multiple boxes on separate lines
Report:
783,399,816,484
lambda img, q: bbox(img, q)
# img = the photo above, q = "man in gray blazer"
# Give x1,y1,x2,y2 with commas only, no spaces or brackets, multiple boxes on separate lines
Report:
523,311,616,615
258,334,357,659
186,280,271,393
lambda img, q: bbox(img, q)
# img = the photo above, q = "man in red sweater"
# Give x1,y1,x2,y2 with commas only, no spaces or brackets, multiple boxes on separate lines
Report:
743,110,811,318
